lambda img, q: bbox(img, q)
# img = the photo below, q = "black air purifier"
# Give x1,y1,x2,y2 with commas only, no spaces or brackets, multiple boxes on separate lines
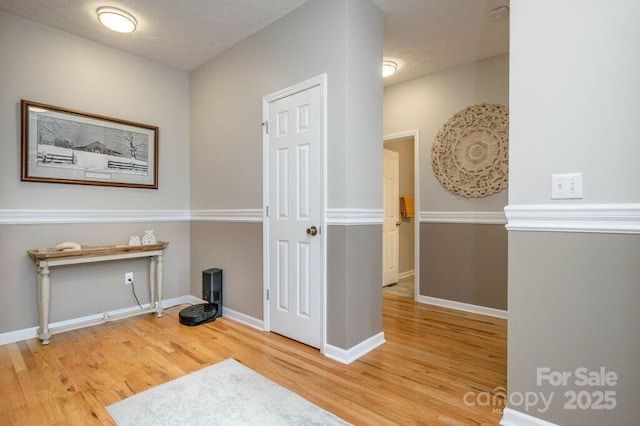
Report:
179,268,223,326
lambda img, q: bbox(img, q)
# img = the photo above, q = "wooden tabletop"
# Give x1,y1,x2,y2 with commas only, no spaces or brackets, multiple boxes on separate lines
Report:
27,241,169,263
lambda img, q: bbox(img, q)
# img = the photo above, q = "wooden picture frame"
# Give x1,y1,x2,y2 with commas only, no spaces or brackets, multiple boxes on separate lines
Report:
21,100,159,189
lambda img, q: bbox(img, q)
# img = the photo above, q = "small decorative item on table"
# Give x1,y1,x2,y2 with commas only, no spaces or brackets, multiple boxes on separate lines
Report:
129,235,141,246
142,230,157,245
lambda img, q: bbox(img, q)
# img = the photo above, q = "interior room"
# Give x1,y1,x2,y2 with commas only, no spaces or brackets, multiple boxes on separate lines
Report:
1,1,638,425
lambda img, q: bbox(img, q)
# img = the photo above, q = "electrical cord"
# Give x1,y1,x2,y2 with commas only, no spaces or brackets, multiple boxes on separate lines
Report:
129,279,144,310
128,277,192,312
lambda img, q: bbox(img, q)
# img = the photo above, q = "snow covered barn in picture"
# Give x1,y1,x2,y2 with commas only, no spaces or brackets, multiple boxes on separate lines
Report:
36,114,149,176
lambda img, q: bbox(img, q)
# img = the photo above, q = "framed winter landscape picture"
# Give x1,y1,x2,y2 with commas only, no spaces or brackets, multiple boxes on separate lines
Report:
21,100,158,189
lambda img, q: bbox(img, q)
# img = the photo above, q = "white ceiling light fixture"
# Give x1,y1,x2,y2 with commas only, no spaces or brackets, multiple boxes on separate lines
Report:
97,7,137,33
382,61,397,78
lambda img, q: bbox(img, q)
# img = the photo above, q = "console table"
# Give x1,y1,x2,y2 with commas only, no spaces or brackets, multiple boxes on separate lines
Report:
27,242,169,345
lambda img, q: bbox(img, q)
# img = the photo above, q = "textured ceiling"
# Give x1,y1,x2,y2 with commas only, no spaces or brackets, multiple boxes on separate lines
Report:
0,0,509,86
371,0,510,86
0,0,309,71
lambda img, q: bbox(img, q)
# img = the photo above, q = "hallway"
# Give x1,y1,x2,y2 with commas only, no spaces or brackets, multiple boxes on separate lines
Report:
383,275,415,299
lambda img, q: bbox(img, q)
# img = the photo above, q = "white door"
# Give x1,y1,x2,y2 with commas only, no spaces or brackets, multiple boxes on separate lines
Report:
383,149,400,286
267,85,322,348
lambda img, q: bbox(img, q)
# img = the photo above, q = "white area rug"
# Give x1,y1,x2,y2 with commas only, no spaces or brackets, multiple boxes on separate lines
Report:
107,358,349,426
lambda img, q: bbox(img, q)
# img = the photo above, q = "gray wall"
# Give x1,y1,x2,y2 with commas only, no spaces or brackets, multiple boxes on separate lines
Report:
190,0,347,210
189,222,263,319
344,0,384,210
420,223,507,310
0,11,190,210
189,0,382,211
384,53,509,212
383,54,509,308
508,233,640,424
327,225,382,348
508,0,640,423
0,11,190,334
509,2,640,205
189,0,383,349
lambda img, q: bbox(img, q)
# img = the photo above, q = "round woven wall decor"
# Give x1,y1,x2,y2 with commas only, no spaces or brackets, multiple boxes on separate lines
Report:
431,103,509,198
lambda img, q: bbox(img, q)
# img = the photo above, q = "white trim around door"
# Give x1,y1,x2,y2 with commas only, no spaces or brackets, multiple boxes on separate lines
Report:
262,74,328,353
383,130,420,302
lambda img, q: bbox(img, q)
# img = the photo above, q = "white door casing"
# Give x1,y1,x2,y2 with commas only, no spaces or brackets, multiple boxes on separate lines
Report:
383,149,400,286
264,83,323,349
383,130,420,301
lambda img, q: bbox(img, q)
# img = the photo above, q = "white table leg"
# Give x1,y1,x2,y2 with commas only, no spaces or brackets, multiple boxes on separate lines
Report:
149,257,157,311
37,264,52,345
156,254,163,317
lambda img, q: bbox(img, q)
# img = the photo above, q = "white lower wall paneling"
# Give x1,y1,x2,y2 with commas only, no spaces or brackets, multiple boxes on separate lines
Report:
418,295,507,319
0,295,200,346
0,295,268,345
500,407,559,426
398,269,415,280
221,306,264,331
324,331,385,364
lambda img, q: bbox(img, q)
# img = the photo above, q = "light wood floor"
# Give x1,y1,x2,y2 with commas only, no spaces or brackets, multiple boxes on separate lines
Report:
0,294,507,425
383,275,415,298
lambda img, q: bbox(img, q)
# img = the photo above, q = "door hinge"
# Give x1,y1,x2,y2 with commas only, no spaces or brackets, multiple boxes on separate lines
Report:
262,120,270,134
266,289,270,300
266,206,269,217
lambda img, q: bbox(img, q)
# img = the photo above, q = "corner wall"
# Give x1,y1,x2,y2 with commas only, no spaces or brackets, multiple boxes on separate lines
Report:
0,11,190,335
505,1,640,424
383,54,509,311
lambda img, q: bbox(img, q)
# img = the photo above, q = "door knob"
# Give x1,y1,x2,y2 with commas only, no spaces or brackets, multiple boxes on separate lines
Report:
396,221,401,227
306,226,318,236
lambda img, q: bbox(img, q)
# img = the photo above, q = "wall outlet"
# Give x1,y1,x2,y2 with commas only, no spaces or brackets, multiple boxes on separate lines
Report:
125,272,133,285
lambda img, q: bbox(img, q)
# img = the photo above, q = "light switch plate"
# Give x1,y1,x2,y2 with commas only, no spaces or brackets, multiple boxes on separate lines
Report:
551,173,583,199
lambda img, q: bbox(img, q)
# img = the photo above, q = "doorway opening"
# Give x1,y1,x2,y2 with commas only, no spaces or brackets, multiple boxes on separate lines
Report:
382,130,420,301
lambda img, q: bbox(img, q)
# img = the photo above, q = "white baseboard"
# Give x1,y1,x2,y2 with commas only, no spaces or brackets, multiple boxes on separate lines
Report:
418,295,507,319
500,407,558,426
324,331,385,364
166,296,266,331
171,295,207,306
398,270,415,280
0,295,196,346
0,294,265,346
0,326,39,346
221,306,264,331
